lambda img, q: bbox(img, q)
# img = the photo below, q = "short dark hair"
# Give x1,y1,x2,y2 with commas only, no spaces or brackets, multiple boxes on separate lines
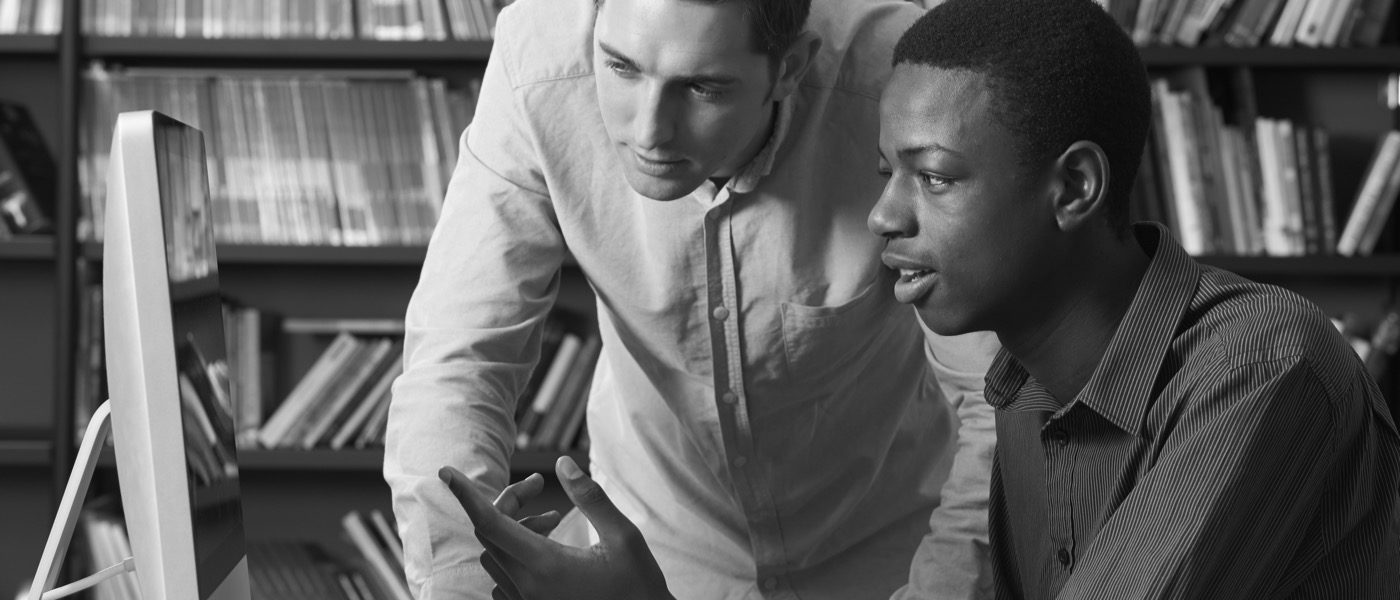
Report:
595,0,811,58
892,0,1151,229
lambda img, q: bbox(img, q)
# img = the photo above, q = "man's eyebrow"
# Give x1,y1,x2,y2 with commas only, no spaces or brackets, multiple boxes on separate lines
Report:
597,42,638,67
897,143,963,160
597,41,739,87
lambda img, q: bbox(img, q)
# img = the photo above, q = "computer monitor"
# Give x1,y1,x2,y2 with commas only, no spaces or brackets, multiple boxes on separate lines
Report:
103,110,251,600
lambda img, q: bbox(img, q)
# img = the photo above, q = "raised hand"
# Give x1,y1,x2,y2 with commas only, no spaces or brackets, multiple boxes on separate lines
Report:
439,456,674,600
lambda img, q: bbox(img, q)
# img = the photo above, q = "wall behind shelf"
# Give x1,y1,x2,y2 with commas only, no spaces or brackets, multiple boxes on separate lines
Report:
0,262,56,432
0,468,56,597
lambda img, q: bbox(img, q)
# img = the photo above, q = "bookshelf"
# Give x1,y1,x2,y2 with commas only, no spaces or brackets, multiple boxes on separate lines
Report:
0,440,52,467
83,36,492,61
1138,46,1400,67
0,33,58,54
0,236,55,259
1,0,1399,595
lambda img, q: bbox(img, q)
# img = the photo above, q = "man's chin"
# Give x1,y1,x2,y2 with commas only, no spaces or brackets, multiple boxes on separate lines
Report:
915,305,979,338
620,169,703,202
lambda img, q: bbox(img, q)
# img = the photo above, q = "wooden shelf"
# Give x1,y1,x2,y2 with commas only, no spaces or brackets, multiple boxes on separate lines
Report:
235,448,584,473
67,37,1400,67
83,37,492,62
0,440,51,466
0,237,55,260
1139,45,1400,68
1197,254,1400,277
0,34,58,55
83,242,428,265
97,446,583,473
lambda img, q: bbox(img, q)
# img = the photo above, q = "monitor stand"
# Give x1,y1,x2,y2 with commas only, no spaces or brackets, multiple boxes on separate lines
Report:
28,400,139,600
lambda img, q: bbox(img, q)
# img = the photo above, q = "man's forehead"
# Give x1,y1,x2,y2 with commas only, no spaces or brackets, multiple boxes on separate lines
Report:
594,0,760,60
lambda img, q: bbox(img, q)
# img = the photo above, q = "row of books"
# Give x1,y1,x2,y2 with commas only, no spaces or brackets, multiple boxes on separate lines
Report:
0,99,55,239
252,312,599,452
256,330,402,450
340,509,411,600
515,317,600,452
80,63,479,245
81,0,509,40
252,510,410,600
1132,69,1399,256
0,0,60,34
65,507,410,600
1103,0,1396,47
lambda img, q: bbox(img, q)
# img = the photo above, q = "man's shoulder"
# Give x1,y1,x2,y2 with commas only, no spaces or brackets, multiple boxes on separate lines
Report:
1184,267,1365,399
801,0,925,98
491,0,596,88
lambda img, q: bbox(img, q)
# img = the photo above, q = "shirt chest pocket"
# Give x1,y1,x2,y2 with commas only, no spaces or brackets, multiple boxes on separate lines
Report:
779,279,894,387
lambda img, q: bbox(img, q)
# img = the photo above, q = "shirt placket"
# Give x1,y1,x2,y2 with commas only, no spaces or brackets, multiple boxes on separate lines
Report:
1043,415,1077,590
702,194,793,598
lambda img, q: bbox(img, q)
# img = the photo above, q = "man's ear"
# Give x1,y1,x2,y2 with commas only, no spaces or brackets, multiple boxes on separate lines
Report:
769,31,821,103
1051,140,1111,232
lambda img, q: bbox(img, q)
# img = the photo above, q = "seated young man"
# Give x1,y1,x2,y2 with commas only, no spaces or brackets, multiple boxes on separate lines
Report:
439,0,1400,597
869,0,1400,597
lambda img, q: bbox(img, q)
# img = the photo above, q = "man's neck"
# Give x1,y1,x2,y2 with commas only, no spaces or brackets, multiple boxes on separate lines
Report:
711,101,779,180
1001,234,1151,404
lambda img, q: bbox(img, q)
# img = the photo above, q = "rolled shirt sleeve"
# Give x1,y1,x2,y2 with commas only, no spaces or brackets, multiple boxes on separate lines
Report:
895,322,1000,600
383,18,566,599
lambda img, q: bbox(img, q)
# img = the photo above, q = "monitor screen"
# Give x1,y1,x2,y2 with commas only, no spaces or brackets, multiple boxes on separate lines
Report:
152,112,247,600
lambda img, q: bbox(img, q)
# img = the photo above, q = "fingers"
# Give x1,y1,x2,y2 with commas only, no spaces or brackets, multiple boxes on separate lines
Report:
555,456,640,547
481,550,523,600
494,473,546,518
518,510,563,536
438,466,547,560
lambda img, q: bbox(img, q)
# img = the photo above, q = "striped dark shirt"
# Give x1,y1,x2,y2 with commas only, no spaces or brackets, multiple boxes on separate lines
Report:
987,223,1400,599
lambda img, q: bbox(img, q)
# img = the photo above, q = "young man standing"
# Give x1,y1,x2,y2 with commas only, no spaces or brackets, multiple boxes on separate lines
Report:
446,0,1400,598
388,0,1000,598
872,0,1400,597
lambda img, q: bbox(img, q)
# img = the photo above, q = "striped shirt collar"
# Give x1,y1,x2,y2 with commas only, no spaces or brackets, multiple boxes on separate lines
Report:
985,223,1199,437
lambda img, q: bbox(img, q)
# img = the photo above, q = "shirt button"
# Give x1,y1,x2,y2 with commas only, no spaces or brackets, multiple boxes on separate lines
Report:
721,391,738,404
1057,547,1071,566
712,306,730,321
1047,428,1069,447
733,456,748,468
762,577,778,590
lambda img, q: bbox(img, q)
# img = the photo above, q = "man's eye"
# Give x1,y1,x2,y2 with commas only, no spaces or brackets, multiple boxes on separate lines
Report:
604,59,635,75
920,173,953,189
689,84,722,99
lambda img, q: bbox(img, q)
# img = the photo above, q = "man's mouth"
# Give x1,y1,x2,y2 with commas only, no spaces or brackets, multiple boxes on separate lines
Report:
892,267,938,304
898,268,935,283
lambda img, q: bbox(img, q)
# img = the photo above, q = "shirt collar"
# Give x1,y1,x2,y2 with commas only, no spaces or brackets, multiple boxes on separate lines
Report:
726,99,793,194
985,223,1200,436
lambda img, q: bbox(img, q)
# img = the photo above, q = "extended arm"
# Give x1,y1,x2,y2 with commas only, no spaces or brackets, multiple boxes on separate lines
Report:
383,15,566,598
895,324,1001,600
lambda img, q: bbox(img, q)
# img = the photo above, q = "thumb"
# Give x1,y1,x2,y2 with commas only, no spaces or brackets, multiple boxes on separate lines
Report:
555,456,638,547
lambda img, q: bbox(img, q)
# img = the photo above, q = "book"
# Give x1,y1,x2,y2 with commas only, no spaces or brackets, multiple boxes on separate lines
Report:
257,331,358,447
0,100,55,236
515,332,582,448
1347,0,1398,46
297,337,400,448
367,509,406,574
330,357,402,450
1337,131,1400,256
530,331,601,450
1309,127,1338,254
342,511,412,600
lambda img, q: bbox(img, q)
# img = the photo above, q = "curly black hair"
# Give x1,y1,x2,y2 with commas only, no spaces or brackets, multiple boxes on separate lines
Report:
893,0,1151,229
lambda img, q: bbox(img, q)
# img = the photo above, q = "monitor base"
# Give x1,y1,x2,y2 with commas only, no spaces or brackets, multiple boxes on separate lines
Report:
27,400,140,600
